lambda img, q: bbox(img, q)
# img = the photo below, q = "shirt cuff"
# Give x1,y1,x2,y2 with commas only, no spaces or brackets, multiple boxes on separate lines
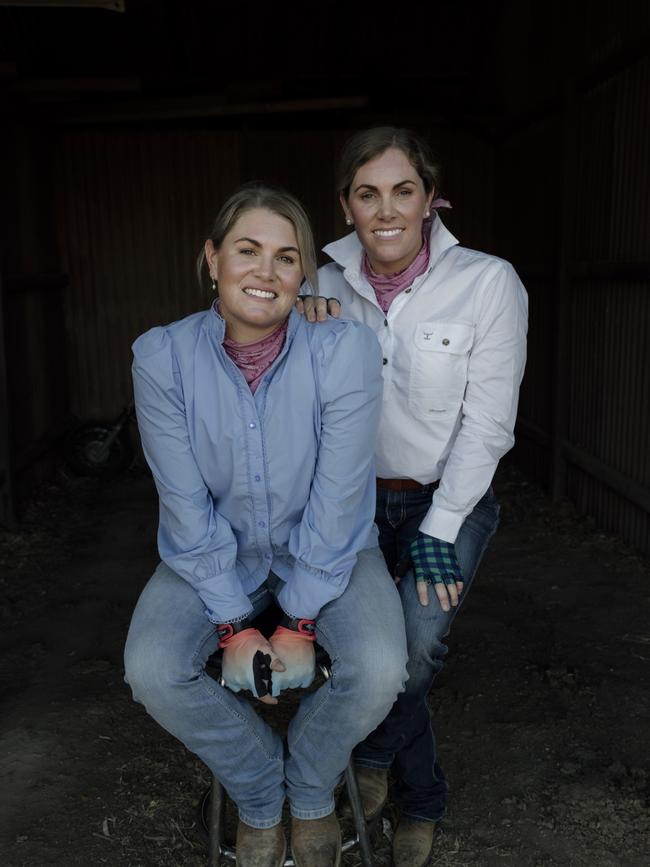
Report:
194,567,254,624
419,507,465,545
277,561,348,620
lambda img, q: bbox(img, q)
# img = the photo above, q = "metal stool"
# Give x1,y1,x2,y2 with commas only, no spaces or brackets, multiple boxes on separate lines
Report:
200,658,374,866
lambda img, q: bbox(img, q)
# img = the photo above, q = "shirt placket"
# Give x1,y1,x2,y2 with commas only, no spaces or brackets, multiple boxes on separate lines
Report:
243,393,273,567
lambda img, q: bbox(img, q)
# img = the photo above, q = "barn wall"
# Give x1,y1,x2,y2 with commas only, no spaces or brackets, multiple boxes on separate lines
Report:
498,42,650,552
54,126,495,418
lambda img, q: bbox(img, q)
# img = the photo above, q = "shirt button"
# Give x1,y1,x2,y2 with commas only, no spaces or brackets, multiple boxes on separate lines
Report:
248,422,256,429
404,287,412,293
382,358,388,365
442,338,450,346
384,318,388,326
254,474,261,482
258,520,266,528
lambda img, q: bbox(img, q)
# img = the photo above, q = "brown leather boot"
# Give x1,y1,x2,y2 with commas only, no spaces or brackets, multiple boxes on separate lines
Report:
291,812,341,867
235,820,286,867
392,817,435,867
341,765,388,821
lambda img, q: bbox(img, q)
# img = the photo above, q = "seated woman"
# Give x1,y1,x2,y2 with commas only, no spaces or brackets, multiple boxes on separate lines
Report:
123,183,408,867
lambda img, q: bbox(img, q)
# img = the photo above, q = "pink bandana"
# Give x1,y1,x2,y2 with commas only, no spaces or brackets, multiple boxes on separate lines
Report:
223,319,288,394
362,229,431,314
361,203,452,314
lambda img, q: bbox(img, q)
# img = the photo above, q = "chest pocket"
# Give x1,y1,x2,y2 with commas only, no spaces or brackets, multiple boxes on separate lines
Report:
408,321,475,417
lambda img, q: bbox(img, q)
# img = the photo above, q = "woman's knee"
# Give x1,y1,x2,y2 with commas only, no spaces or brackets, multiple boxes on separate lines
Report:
124,625,195,707
335,635,408,709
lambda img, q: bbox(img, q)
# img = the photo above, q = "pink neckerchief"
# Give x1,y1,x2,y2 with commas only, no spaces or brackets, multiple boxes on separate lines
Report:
223,318,288,394
362,229,431,314
361,201,452,314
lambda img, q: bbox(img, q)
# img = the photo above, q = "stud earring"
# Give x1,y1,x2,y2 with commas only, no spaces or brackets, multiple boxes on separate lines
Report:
211,279,217,292
345,217,353,226
424,210,431,218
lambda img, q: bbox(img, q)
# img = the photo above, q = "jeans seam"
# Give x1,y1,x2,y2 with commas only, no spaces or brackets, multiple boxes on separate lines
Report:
289,637,335,749
290,798,336,820
353,757,393,770
238,807,284,829
199,674,284,762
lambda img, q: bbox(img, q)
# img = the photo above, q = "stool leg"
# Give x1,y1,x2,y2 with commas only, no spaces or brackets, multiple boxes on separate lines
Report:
344,763,374,867
208,775,225,866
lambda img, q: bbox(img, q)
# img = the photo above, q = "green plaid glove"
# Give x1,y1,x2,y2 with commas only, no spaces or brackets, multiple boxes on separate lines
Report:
410,532,462,585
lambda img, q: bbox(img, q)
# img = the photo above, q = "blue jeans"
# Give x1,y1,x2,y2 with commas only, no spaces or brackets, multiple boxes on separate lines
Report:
354,486,500,822
124,547,408,829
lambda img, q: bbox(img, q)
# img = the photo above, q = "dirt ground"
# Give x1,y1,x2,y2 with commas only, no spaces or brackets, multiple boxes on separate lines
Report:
0,464,648,867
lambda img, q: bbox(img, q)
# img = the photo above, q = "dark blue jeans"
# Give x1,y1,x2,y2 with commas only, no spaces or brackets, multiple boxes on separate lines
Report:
354,485,500,822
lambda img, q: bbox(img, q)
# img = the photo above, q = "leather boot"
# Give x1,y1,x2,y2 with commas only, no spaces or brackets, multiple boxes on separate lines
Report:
235,820,286,867
291,812,341,867
341,765,388,821
392,817,435,867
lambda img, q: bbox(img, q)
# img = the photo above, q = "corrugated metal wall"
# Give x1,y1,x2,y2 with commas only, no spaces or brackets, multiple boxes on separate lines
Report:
56,131,240,418
566,54,650,552
502,49,650,552
2,125,69,483
55,127,495,419
497,116,561,484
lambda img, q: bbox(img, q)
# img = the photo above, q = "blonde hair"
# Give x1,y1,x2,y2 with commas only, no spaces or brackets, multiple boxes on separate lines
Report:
197,182,318,293
337,127,441,199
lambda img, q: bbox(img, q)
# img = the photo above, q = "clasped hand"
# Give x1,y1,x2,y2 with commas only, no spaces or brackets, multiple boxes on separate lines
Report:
221,626,315,704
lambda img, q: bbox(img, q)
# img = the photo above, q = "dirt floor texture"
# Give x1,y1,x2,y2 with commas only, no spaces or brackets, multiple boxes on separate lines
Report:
0,466,649,867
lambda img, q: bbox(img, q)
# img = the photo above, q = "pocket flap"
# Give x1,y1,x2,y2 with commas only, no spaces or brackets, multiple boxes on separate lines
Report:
414,321,474,354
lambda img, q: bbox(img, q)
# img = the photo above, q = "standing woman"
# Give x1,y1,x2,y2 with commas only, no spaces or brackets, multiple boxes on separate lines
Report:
124,183,408,867
302,128,527,867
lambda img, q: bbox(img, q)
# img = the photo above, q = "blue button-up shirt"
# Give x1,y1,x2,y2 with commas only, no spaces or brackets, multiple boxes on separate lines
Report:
132,307,383,623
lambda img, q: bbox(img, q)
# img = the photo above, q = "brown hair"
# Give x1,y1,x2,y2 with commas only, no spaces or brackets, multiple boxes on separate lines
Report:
337,127,441,199
197,182,318,293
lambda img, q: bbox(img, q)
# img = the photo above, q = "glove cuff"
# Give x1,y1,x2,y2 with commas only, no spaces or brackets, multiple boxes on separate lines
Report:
278,614,317,641
216,619,256,648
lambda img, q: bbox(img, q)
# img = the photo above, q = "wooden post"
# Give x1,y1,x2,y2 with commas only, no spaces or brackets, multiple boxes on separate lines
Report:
551,80,577,500
0,269,15,526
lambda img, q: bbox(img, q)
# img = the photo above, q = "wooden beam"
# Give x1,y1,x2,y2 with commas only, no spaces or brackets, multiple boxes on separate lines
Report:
8,77,141,94
515,416,552,449
56,95,369,125
516,418,650,516
0,1,124,10
551,81,577,501
562,441,650,516
0,270,15,526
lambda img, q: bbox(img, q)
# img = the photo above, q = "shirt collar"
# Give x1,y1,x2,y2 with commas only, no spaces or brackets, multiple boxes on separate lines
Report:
322,212,460,276
205,300,301,346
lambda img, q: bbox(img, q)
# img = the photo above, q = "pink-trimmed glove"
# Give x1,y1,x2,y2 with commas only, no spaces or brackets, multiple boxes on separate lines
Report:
268,616,317,697
218,622,285,704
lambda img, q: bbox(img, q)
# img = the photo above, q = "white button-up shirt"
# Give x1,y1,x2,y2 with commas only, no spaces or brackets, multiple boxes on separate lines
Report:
314,215,528,544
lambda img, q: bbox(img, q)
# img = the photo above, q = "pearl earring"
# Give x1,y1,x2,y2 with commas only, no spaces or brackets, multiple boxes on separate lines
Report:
211,279,217,292
424,210,430,218
345,217,353,226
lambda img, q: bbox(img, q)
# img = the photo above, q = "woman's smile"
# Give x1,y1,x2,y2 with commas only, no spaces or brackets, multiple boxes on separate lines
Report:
205,207,304,342
342,147,433,274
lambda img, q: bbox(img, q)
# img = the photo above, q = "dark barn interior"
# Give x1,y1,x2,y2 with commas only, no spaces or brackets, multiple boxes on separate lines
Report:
1,2,649,866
